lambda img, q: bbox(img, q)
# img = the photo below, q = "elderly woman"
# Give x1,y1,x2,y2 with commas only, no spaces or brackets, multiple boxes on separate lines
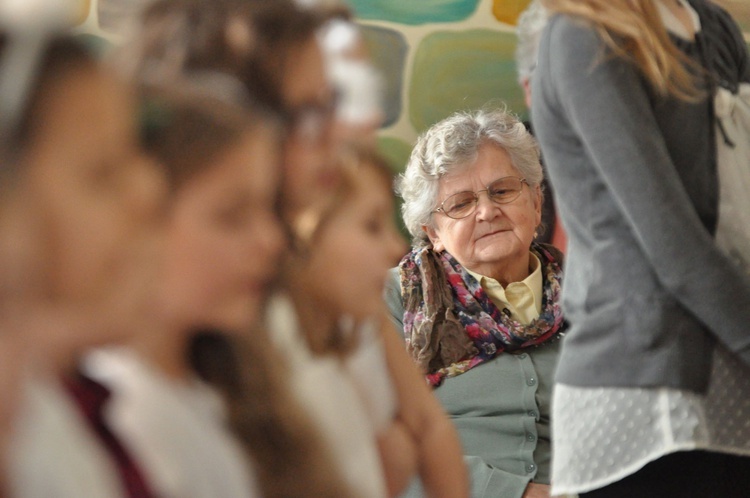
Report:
385,108,566,498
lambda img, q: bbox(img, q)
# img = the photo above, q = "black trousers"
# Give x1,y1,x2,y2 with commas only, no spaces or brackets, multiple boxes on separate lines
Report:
580,451,750,498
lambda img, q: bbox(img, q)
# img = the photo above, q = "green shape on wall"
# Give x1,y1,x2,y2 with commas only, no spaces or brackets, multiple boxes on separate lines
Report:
360,25,408,128
378,136,413,175
349,0,480,25
410,29,525,133
377,136,413,242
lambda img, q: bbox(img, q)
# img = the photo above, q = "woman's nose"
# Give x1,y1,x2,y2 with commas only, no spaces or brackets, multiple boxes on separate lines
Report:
474,191,500,221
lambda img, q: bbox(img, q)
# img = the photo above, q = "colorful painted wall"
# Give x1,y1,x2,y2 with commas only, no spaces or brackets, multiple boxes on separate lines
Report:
352,0,750,171
76,0,750,172
353,0,534,171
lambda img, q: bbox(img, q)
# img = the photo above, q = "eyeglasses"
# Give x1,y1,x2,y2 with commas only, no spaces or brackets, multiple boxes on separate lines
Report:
286,91,339,145
433,176,528,219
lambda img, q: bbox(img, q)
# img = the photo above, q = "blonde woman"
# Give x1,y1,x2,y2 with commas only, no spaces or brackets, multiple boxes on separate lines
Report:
531,1,750,497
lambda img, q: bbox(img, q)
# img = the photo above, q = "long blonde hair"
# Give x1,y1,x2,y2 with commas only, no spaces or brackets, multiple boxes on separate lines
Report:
542,0,702,100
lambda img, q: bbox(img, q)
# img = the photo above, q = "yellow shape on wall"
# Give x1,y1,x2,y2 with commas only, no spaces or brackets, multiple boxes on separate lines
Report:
74,0,91,26
492,0,532,25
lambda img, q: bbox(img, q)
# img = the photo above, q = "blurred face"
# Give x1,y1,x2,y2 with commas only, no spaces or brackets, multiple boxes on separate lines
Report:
425,143,542,284
20,65,165,325
302,167,406,320
158,126,284,333
281,38,340,218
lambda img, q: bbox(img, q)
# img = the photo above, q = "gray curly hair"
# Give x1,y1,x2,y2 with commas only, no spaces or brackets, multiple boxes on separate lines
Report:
397,107,543,248
515,0,549,85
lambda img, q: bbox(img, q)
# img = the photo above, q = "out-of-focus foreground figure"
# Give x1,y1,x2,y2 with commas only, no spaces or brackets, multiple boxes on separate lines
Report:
0,12,166,498
532,0,750,497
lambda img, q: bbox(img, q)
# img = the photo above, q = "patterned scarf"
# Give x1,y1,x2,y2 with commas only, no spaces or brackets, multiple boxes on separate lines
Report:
399,242,566,386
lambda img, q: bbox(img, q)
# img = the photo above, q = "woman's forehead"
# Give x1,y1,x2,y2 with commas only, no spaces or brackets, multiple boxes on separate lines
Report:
438,147,517,191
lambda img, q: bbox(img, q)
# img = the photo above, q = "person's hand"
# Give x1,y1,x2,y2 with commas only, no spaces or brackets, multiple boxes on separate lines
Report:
523,483,551,498
376,421,418,497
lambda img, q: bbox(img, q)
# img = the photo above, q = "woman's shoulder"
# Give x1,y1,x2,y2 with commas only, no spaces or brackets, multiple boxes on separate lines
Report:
691,0,746,48
384,267,404,308
690,0,750,85
543,11,605,50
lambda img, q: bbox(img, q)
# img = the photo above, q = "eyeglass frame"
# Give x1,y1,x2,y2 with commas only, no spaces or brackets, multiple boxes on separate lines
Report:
284,89,340,145
432,176,529,220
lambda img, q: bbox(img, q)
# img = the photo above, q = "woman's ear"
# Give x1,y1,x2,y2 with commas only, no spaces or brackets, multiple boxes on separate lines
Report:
422,225,444,252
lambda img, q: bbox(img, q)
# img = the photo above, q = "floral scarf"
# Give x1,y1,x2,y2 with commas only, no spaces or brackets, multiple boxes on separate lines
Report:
399,242,566,386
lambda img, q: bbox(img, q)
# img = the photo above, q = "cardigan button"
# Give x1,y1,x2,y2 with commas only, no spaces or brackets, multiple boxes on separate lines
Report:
518,353,528,359
526,463,536,474
527,377,537,386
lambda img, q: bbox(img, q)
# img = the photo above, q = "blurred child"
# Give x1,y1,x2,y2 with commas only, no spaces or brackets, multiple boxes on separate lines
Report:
91,0,356,497
3,35,165,498
281,147,469,498
82,85,285,498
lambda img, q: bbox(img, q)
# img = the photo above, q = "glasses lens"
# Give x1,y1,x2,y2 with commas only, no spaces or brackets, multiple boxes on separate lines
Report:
288,97,337,144
488,177,523,203
443,192,477,219
290,107,329,143
438,177,525,219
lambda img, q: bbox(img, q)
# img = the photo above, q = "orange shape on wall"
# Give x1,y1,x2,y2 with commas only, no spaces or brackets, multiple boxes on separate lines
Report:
492,0,532,25
74,0,91,26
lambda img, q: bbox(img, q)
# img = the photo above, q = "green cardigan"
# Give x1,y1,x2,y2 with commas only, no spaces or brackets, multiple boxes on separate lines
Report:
384,268,561,498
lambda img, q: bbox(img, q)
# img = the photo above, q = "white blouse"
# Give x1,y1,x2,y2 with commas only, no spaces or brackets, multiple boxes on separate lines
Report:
8,373,126,498
84,349,259,498
267,294,394,498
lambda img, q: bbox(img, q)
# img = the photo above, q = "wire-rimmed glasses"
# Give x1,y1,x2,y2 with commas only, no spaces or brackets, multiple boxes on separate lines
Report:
433,176,528,219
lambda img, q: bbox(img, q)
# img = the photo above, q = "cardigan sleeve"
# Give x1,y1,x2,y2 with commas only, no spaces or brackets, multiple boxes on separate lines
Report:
384,267,406,338
534,16,750,363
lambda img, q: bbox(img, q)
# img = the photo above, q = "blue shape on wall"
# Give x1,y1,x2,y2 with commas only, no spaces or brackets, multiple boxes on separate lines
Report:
349,0,480,25
360,25,408,128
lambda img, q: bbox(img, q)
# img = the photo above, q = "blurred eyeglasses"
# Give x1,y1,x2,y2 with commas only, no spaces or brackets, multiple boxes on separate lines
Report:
286,92,338,145
434,176,528,219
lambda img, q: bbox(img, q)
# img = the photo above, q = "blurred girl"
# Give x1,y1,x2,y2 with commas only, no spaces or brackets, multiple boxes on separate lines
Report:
2,35,165,498
119,2,466,497
81,86,287,498
281,147,469,498
107,2,366,496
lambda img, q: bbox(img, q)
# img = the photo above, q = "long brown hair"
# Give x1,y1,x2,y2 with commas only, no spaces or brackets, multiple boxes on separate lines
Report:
286,146,396,357
542,0,702,100
190,330,355,498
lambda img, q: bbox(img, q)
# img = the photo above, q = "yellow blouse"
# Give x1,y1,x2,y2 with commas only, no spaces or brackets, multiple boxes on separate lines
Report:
466,252,542,325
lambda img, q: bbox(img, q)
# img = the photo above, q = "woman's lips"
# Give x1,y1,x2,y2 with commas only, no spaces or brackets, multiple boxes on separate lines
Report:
477,228,508,241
